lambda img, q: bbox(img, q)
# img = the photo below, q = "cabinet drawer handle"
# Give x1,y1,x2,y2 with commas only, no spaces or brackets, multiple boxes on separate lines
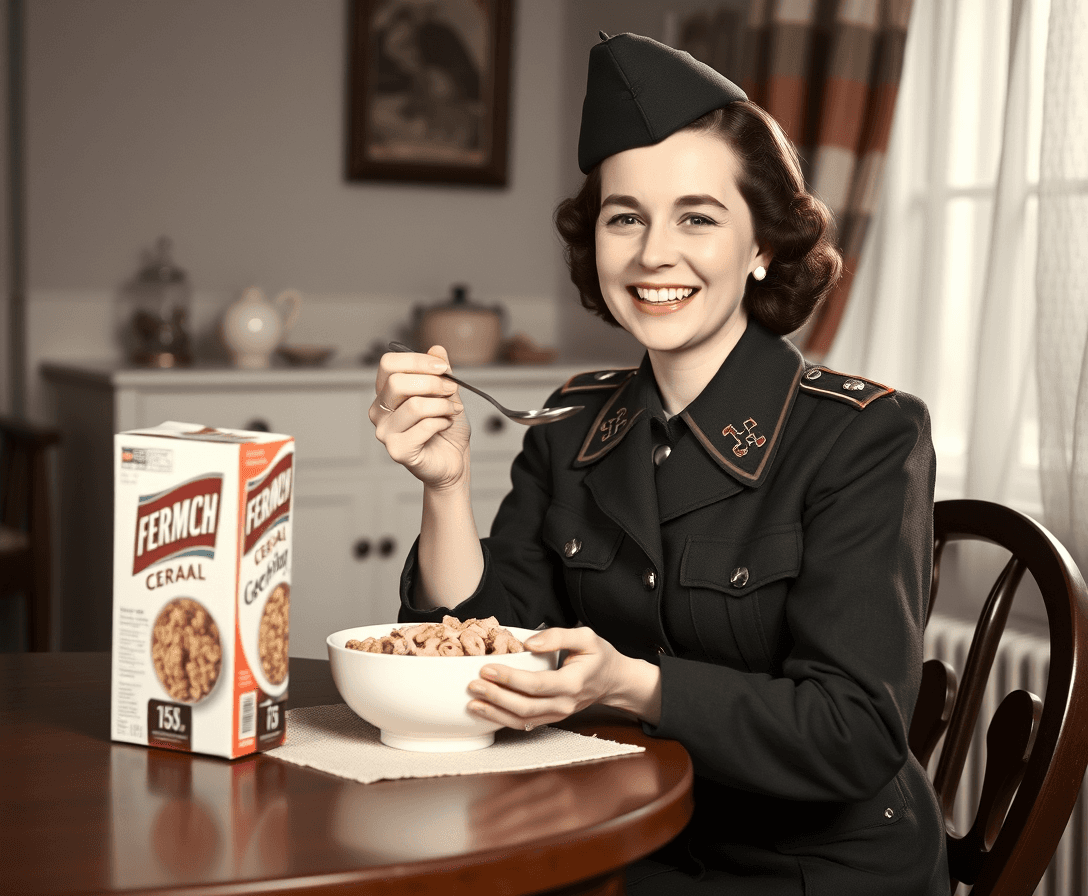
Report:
245,418,271,433
485,414,505,434
378,537,396,558
353,539,371,560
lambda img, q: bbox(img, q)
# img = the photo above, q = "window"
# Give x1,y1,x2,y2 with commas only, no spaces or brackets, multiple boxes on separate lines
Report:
827,0,1053,517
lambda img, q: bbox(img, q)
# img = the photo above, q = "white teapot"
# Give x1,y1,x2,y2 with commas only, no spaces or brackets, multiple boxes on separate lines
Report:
221,287,301,368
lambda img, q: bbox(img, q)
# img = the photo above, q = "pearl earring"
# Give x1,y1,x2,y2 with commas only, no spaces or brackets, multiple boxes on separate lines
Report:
753,265,767,281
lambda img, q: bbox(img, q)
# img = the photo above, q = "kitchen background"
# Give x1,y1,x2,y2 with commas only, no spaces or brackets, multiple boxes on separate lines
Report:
2,0,743,420
2,0,754,654
2,0,1080,655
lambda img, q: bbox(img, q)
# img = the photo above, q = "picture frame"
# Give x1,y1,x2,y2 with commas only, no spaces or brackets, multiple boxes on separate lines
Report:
347,0,514,186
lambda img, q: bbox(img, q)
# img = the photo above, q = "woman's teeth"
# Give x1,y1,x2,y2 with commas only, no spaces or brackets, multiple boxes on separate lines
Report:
635,287,695,303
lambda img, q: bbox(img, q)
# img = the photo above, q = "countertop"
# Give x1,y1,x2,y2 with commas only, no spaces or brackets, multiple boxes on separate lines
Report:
40,359,602,389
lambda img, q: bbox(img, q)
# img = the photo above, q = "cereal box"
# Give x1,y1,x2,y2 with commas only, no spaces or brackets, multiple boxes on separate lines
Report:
111,421,293,758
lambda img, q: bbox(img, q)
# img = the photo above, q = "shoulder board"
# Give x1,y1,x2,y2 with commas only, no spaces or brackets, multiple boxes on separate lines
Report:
560,368,636,394
798,366,894,409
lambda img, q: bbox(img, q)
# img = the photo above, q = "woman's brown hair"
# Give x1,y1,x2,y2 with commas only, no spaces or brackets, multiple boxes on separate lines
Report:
554,101,843,336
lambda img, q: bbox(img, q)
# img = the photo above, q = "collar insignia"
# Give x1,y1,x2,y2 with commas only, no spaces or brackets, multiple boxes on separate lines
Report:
600,407,630,441
722,418,766,457
574,376,644,465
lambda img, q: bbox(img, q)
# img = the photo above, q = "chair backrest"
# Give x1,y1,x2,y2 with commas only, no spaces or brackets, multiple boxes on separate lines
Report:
910,499,1088,896
0,417,60,533
0,416,61,651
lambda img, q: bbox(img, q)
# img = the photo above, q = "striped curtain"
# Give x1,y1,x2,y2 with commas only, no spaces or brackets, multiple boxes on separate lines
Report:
679,0,913,358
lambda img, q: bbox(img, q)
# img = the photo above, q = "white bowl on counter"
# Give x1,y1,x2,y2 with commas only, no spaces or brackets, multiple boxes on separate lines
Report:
326,624,558,752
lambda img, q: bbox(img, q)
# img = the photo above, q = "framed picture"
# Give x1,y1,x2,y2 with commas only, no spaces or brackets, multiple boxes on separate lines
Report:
347,0,514,186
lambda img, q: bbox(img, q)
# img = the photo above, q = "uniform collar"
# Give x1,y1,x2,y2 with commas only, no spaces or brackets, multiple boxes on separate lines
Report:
574,321,805,488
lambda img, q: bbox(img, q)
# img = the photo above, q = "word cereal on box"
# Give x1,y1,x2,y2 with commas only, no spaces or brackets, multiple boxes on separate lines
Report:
111,421,294,758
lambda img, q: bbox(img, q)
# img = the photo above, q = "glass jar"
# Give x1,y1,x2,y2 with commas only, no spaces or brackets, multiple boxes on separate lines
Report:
121,237,193,367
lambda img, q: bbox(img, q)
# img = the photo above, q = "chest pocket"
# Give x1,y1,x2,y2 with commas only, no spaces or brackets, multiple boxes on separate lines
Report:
542,503,624,628
680,524,801,672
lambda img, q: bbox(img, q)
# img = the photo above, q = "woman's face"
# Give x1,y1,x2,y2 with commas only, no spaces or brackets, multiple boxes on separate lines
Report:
595,129,771,365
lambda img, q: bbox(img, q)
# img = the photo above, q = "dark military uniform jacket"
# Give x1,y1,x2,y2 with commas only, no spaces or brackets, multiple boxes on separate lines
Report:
399,321,948,895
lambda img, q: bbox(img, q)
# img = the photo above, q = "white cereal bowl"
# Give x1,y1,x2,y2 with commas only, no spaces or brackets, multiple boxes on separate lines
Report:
326,624,558,752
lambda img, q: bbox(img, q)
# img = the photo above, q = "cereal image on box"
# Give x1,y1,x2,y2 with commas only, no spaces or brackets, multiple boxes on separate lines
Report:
151,598,222,703
259,583,289,685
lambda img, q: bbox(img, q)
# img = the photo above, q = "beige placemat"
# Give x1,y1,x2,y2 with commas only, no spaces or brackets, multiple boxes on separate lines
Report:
267,704,644,784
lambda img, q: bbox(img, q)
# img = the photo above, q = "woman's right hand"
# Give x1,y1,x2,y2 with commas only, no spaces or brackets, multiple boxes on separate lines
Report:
369,344,471,491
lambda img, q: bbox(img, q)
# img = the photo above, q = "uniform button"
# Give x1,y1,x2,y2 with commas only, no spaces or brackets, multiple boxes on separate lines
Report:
564,538,582,558
655,644,666,656
642,568,657,590
653,444,672,466
804,368,822,380
730,567,749,588
843,379,865,391
884,807,895,819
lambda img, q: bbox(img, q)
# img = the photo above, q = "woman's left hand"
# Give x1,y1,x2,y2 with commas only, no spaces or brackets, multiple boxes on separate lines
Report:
467,626,662,729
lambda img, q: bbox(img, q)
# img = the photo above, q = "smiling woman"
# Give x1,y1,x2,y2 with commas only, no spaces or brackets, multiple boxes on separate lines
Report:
556,102,841,347
592,133,769,407
370,30,949,896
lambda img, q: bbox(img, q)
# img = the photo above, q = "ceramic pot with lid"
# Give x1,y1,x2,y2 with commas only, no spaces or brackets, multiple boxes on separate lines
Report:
416,285,503,366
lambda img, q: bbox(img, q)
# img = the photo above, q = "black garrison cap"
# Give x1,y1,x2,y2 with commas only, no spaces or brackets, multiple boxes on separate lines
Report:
577,31,747,174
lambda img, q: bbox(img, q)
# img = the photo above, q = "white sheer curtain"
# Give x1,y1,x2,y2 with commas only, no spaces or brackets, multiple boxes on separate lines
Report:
827,0,1087,577
1036,0,1088,575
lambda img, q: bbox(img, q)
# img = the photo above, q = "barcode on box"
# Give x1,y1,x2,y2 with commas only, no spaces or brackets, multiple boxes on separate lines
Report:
239,691,256,739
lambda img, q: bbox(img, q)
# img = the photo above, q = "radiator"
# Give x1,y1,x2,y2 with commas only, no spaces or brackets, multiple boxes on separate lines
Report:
925,613,1087,895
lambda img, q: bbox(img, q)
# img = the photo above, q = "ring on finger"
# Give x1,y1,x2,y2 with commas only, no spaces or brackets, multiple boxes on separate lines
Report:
378,402,394,413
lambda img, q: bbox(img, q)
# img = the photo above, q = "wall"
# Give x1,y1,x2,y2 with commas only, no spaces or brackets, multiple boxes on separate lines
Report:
22,1,763,416
22,0,621,417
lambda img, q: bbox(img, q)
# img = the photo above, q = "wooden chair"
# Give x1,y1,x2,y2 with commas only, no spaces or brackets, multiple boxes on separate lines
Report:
0,416,61,651
909,499,1088,896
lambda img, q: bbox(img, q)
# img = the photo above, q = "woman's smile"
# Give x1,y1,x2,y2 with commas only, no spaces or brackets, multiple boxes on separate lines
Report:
629,285,699,313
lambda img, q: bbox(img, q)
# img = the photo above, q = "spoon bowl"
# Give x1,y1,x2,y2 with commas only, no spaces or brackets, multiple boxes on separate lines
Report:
387,342,583,426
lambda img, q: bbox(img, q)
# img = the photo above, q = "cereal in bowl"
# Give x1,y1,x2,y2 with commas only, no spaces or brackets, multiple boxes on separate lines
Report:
346,616,525,657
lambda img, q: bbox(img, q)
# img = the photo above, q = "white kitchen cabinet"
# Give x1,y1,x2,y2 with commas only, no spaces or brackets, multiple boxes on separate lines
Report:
42,361,588,655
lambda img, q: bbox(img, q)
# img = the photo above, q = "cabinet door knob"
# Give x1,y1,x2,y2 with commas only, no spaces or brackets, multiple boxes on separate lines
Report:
353,539,371,560
485,414,505,434
378,537,396,558
246,418,271,432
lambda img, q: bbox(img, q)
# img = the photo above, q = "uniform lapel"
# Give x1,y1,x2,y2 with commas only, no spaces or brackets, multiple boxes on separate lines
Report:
679,322,805,488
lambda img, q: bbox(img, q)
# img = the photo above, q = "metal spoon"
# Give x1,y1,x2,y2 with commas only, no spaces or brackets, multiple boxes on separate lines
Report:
387,342,584,426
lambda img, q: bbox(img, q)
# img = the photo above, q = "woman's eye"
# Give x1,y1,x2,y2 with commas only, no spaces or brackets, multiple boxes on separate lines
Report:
606,213,641,226
684,214,718,226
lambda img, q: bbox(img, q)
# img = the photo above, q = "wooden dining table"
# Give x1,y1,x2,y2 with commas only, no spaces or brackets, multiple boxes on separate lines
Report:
1,652,693,895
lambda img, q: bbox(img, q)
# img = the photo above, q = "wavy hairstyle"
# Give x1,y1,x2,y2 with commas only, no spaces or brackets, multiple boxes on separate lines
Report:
554,101,842,335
